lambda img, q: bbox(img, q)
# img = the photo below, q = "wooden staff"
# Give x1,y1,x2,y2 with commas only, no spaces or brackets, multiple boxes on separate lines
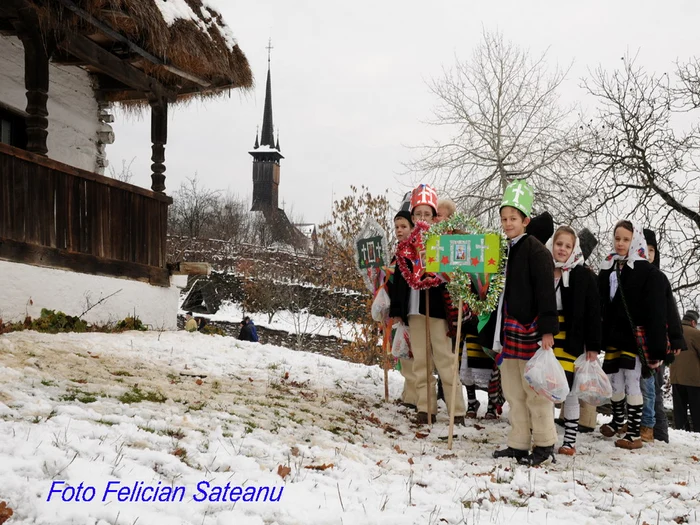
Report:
382,320,390,402
448,298,464,450
425,289,433,426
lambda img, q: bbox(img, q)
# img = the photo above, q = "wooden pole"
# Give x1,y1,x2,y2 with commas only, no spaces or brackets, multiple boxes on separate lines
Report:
425,289,433,425
447,299,464,450
382,320,390,402
149,97,168,192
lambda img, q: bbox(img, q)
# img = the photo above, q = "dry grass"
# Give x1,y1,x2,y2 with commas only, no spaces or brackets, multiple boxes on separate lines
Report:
31,0,253,103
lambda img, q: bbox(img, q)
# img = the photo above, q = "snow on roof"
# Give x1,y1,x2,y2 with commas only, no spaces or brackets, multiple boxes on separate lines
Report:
154,0,238,52
201,1,238,51
295,224,317,238
248,144,281,154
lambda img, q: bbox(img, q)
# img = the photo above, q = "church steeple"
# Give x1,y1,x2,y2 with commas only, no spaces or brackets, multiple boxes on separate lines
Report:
249,39,284,212
260,61,275,148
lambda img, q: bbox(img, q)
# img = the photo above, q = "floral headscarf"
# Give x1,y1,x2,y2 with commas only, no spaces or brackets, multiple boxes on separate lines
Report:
599,222,648,271
545,231,584,287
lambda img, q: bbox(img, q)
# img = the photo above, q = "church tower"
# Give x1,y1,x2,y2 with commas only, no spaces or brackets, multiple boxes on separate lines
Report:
249,42,283,211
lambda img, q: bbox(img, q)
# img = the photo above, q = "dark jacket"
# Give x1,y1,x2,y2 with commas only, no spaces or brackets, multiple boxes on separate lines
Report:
671,321,700,387
238,323,256,342
389,258,446,324
598,260,668,361
479,234,559,347
662,273,686,351
645,231,686,351
560,265,601,356
249,320,259,342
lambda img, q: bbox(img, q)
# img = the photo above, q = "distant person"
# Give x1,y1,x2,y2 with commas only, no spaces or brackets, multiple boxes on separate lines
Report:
184,312,198,332
671,310,700,432
197,317,208,332
238,316,259,342
247,317,259,342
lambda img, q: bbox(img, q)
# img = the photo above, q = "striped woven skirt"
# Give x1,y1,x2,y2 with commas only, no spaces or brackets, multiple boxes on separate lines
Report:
552,312,576,388
603,345,638,375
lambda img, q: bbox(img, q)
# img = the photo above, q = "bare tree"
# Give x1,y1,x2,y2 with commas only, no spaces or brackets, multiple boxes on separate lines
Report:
408,29,590,223
579,54,700,305
169,174,221,238
108,158,135,184
207,193,251,244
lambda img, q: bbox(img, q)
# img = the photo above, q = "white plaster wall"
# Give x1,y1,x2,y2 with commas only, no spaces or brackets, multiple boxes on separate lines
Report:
0,36,100,172
0,260,180,330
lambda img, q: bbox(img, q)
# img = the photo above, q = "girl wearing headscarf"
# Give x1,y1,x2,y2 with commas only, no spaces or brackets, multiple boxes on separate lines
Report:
545,226,601,455
598,220,668,450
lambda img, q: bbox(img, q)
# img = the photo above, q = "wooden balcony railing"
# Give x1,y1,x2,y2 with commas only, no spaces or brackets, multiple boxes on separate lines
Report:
0,142,172,286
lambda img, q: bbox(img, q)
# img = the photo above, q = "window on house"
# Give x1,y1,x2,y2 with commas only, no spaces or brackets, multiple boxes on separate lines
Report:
0,106,27,148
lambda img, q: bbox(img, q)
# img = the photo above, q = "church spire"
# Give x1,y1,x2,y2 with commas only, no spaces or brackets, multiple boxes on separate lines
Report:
254,126,259,149
260,38,275,148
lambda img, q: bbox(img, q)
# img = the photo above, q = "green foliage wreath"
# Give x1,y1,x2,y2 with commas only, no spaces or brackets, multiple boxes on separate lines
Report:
423,213,507,315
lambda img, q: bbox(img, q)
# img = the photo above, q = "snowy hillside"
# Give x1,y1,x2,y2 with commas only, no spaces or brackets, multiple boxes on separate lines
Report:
0,331,698,525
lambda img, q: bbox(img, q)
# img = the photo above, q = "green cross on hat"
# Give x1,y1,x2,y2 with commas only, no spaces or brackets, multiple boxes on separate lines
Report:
501,179,534,217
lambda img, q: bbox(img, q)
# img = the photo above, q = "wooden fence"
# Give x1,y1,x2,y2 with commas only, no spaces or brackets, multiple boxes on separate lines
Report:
0,142,171,286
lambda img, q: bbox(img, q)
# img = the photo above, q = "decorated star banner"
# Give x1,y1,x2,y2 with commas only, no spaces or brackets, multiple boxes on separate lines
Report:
423,213,507,315
425,234,501,274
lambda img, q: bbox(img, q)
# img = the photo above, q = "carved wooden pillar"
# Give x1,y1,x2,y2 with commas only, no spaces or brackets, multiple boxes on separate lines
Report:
149,97,168,192
14,5,52,156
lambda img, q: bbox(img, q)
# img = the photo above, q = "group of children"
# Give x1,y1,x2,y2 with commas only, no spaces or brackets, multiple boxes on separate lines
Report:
386,179,683,466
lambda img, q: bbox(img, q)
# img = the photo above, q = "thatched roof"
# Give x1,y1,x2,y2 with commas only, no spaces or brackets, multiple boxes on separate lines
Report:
2,0,253,102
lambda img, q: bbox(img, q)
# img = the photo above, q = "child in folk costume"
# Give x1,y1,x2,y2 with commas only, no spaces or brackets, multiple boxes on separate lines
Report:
435,198,457,405
390,184,467,425
599,221,668,450
545,226,602,455
555,228,601,433
638,228,684,443
388,208,417,409
434,197,471,406
482,179,559,465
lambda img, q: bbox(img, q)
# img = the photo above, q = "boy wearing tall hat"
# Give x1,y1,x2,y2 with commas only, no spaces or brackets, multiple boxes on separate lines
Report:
483,179,559,466
390,184,467,425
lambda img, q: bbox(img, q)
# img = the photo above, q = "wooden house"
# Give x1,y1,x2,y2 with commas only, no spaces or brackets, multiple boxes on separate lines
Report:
0,0,252,328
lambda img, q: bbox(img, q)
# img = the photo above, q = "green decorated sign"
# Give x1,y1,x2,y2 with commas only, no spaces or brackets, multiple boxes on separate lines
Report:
423,213,508,315
425,234,501,273
357,235,386,269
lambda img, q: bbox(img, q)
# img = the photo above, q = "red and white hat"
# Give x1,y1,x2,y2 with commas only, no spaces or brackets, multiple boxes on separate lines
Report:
410,184,438,214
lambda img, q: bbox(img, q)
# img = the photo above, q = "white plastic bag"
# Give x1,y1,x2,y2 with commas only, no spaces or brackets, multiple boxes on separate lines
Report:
572,354,612,406
391,323,411,359
371,288,391,322
524,348,570,403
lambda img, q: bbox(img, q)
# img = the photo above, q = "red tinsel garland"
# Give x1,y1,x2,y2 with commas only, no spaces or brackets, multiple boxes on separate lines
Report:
396,221,443,290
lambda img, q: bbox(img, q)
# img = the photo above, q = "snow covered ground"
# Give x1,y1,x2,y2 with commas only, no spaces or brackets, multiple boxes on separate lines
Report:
0,330,698,525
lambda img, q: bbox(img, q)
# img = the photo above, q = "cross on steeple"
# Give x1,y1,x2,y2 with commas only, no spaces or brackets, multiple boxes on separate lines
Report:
266,37,273,64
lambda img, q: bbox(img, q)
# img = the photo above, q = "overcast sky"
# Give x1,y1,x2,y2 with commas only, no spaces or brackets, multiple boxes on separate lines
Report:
108,0,699,225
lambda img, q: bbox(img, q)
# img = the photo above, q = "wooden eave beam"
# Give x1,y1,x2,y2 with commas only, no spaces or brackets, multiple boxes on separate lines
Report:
59,33,177,102
55,0,211,88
